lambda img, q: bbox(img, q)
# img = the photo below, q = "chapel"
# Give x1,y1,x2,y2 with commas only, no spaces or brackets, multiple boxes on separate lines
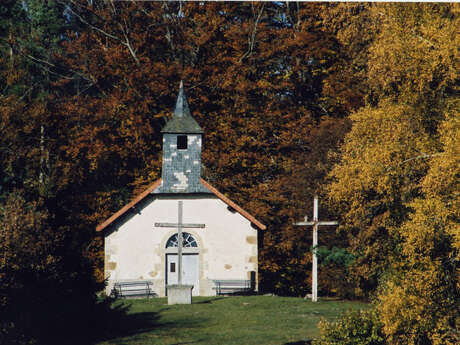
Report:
96,82,266,297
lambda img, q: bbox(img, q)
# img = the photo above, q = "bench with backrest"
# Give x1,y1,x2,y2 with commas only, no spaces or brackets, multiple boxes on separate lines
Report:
213,279,252,296
111,280,155,298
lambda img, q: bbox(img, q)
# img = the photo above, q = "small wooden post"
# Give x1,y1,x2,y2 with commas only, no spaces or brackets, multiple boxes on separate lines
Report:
312,197,318,302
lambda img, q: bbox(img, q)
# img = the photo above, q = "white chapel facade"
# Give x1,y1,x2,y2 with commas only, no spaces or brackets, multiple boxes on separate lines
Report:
96,82,266,297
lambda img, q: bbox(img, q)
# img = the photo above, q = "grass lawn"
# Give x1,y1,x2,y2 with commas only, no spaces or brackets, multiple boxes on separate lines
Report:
96,296,368,345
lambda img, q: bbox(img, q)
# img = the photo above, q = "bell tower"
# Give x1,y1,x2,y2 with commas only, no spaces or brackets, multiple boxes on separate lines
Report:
157,81,210,194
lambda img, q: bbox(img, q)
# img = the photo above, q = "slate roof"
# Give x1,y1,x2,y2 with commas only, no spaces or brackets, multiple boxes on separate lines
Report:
161,81,204,134
95,178,267,232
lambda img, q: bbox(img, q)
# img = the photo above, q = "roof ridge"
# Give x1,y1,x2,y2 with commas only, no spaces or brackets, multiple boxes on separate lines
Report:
95,178,266,232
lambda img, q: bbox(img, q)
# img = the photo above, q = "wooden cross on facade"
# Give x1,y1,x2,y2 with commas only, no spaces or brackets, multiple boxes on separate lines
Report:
294,196,338,302
155,201,205,285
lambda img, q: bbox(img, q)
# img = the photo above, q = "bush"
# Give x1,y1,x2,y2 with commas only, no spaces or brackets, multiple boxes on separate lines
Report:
0,194,105,344
314,308,386,345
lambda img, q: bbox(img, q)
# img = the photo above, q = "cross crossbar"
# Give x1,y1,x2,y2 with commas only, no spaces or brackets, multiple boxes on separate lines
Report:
294,221,338,226
155,222,205,228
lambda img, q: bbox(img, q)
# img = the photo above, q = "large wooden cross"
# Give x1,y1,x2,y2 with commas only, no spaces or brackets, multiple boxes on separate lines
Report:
155,201,205,285
294,196,338,302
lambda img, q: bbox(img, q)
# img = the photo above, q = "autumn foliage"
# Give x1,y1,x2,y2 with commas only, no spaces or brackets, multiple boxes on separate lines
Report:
1,1,458,344
50,1,355,295
326,3,459,343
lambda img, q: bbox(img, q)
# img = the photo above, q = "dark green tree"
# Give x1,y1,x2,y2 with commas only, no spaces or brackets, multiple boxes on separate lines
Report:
0,2,106,344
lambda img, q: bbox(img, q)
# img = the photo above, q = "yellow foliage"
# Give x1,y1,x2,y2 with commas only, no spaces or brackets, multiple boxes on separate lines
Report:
327,100,433,292
378,111,459,344
378,199,459,345
327,6,459,334
330,101,430,198
368,3,459,103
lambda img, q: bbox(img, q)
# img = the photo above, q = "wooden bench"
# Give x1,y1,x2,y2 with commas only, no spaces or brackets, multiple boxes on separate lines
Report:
111,280,155,298
213,280,252,295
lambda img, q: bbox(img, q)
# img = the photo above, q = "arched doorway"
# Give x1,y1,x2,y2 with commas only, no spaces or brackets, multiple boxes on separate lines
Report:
165,232,200,295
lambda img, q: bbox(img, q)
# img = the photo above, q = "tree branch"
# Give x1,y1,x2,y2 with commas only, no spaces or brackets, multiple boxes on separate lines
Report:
384,152,447,172
66,0,140,66
398,152,446,166
64,2,122,42
17,83,38,103
238,3,265,63
118,20,140,66
21,52,94,84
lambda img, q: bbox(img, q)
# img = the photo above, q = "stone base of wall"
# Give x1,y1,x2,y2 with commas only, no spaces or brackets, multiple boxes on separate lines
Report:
167,284,194,304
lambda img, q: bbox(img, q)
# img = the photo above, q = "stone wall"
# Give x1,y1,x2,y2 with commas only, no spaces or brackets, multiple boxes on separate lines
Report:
104,194,258,297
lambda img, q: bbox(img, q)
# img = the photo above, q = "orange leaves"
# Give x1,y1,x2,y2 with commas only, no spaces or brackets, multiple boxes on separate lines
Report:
1,1,369,297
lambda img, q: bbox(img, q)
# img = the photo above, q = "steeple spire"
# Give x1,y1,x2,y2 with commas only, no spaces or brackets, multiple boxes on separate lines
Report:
161,81,203,134
173,80,191,118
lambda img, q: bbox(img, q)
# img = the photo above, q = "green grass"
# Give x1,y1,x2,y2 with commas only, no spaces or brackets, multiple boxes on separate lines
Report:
96,296,368,345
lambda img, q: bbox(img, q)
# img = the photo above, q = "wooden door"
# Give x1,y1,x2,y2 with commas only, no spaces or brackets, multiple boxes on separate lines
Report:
166,254,199,295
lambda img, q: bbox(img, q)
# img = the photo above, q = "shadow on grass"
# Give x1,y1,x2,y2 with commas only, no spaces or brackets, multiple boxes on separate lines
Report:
93,300,157,342
283,341,312,345
192,297,226,304
94,298,209,344
218,290,257,297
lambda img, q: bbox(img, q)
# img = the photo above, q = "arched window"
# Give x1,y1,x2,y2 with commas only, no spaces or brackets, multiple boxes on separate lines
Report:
166,232,198,248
